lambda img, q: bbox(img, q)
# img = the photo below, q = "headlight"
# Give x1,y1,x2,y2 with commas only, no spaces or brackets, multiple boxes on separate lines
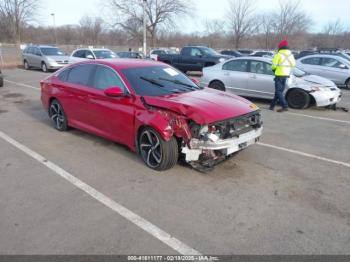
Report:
219,58,225,63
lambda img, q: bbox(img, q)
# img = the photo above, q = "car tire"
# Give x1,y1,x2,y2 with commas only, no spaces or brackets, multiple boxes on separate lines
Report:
139,127,178,171
287,89,310,109
41,62,48,73
49,100,68,131
0,76,3,87
346,78,350,90
24,60,30,70
209,80,225,91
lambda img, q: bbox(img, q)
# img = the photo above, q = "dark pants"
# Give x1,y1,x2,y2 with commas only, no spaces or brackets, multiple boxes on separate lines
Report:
270,76,288,109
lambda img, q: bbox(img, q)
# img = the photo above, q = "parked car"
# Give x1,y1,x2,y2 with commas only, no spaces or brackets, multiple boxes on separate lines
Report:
0,69,3,87
117,51,143,59
297,54,350,89
41,60,263,171
297,50,317,59
220,50,243,57
157,46,230,73
237,49,254,56
22,45,69,72
201,57,342,109
297,49,350,61
250,51,274,58
69,48,117,64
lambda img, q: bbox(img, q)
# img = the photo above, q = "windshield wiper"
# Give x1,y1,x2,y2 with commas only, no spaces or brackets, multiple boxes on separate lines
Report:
158,77,198,90
140,76,164,87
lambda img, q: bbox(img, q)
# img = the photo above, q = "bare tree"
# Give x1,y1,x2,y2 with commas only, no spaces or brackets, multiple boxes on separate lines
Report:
323,19,345,35
105,0,191,47
258,12,276,49
203,19,225,48
273,0,311,39
79,16,105,45
0,0,40,43
226,0,256,48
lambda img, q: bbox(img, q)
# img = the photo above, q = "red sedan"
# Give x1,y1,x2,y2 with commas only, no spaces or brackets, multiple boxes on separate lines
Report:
41,59,263,171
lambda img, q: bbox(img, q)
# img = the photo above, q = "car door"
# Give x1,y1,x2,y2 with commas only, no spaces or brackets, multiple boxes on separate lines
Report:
246,60,275,99
87,64,135,144
319,57,349,85
298,56,322,75
181,48,203,72
61,64,96,130
221,59,249,96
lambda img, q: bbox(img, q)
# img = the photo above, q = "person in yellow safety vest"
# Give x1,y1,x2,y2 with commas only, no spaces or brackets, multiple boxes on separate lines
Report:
269,39,296,113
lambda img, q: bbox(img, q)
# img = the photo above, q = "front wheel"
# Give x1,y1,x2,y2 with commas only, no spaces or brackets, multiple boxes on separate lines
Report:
49,100,68,131
139,128,178,171
287,89,310,109
209,80,225,91
41,62,48,73
346,78,350,90
24,60,30,70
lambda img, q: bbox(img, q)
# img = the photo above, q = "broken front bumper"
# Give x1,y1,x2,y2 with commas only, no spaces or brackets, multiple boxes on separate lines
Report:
182,127,263,162
311,89,342,107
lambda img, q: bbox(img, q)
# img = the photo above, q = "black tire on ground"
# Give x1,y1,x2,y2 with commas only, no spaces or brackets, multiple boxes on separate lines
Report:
209,80,225,91
138,127,179,171
49,99,69,131
24,60,30,70
346,78,350,90
287,89,310,109
41,62,48,72
0,76,3,87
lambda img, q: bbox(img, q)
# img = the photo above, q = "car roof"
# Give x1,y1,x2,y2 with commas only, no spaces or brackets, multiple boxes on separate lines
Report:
73,48,112,52
26,45,56,48
71,59,167,70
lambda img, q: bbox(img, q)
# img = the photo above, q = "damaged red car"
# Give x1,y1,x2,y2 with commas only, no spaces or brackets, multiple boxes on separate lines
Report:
41,60,263,171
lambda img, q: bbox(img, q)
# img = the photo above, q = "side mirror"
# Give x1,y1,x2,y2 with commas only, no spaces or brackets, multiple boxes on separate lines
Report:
104,87,125,97
86,54,94,59
191,78,200,86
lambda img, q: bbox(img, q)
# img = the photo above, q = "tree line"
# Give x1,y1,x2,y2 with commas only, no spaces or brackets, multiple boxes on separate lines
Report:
1,0,350,50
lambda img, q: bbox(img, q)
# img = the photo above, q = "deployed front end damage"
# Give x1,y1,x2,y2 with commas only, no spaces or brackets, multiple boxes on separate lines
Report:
181,111,263,171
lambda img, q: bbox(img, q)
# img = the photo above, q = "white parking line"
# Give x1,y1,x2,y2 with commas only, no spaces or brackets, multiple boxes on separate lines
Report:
4,79,40,90
258,142,350,168
0,130,201,255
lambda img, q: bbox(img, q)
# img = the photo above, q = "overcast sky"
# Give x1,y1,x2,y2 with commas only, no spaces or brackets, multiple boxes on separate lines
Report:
38,0,349,33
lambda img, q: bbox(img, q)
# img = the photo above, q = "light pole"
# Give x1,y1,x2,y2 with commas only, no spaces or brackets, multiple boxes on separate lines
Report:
51,13,57,45
143,0,147,57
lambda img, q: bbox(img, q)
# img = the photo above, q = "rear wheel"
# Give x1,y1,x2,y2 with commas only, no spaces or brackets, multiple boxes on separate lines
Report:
287,89,310,109
49,100,68,131
139,128,178,171
209,80,225,91
0,76,3,87
346,78,350,90
24,60,30,70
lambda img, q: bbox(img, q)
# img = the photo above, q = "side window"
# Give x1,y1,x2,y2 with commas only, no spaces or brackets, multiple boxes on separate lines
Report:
34,48,41,56
73,50,85,58
301,57,321,65
182,48,190,56
264,62,274,75
222,60,248,72
321,58,343,69
190,48,202,57
249,61,265,74
57,69,70,82
27,47,33,54
93,66,125,90
67,64,95,86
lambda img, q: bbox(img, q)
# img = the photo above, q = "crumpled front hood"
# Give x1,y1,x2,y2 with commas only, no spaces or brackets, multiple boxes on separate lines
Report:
144,88,257,124
300,74,335,87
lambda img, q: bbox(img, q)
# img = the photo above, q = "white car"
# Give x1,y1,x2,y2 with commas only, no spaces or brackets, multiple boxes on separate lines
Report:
201,57,342,109
69,48,118,64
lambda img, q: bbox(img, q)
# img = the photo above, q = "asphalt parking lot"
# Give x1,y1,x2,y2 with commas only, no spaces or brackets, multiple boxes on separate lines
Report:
1,68,350,255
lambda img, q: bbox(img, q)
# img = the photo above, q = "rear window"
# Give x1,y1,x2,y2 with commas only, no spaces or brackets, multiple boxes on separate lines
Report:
122,66,200,96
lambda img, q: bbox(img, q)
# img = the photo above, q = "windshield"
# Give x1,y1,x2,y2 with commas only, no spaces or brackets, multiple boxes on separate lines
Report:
201,47,220,56
40,48,65,56
93,50,117,59
122,66,201,97
293,67,307,77
338,53,350,62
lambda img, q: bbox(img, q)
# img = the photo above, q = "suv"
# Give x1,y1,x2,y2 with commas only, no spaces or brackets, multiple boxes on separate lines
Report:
22,45,69,72
0,69,3,87
69,48,117,64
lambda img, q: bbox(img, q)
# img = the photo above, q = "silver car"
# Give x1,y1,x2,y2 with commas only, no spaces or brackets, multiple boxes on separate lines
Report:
297,54,350,89
22,45,69,72
69,48,117,64
201,57,341,109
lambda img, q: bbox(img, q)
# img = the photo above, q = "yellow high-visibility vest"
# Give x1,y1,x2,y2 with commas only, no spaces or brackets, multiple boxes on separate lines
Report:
271,49,296,76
